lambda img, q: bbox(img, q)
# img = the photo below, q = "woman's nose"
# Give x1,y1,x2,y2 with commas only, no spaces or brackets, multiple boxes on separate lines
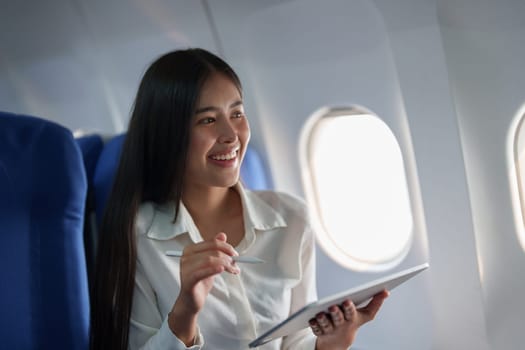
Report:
218,120,237,144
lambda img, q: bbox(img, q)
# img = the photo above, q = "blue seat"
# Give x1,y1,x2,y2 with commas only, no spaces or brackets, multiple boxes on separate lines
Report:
93,134,126,224
75,134,104,191
241,146,273,190
93,133,273,223
0,111,90,350
75,134,104,289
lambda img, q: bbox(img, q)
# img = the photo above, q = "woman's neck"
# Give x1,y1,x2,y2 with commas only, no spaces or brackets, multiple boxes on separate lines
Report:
182,185,243,242
183,185,230,214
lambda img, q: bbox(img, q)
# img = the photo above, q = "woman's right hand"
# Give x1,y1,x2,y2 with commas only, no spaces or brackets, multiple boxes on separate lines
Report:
168,232,239,345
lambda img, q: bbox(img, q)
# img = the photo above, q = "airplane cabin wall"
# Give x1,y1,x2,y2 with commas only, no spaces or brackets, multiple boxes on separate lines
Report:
437,1,525,349
371,1,491,349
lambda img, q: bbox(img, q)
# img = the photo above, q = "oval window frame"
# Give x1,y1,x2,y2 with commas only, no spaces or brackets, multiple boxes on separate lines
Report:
299,106,414,271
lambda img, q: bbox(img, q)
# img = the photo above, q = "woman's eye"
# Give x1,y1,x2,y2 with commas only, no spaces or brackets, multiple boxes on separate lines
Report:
232,111,244,119
199,117,215,124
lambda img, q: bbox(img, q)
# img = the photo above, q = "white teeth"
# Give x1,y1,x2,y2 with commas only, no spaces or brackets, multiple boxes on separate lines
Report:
211,150,237,161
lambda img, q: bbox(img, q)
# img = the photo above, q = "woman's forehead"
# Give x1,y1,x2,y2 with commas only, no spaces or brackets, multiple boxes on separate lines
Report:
196,73,242,107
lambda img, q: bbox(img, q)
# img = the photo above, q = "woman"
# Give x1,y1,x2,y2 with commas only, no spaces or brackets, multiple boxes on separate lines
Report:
90,48,388,350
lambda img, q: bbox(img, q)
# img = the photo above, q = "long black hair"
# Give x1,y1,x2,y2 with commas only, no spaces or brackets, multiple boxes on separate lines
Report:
90,48,242,350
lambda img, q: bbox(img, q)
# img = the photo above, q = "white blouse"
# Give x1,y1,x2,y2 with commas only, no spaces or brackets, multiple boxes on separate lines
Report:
128,183,318,350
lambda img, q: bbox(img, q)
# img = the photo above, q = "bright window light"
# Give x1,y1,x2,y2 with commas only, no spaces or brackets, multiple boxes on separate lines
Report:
300,108,413,271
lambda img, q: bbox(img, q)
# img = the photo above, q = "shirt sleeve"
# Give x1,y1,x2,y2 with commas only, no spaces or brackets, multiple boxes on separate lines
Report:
280,224,318,350
128,259,205,350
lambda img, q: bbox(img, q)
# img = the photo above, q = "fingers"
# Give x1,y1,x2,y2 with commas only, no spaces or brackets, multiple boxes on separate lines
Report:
182,247,240,277
342,300,356,322
309,319,323,336
329,305,345,327
180,232,241,281
214,232,227,242
176,233,242,316
183,233,238,258
310,294,389,344
310,302,356,331
316,312,334,333
309,314,333,337
357,290,389,323
194,250,240,275
186,263,227,284
309,310,339,336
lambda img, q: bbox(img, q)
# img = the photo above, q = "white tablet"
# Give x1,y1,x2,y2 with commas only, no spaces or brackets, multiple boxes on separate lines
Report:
249,262,429,348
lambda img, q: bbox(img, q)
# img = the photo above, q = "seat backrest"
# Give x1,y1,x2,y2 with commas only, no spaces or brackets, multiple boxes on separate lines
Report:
76,134,104,191
93,133,126,224
0,111,90,350
75,134,104,284
75,134,104,290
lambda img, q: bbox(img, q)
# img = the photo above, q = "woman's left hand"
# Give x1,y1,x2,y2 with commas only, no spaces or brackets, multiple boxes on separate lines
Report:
311,290,389,350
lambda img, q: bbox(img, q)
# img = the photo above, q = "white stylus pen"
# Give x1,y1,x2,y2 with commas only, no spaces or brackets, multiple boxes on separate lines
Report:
165,250,265,264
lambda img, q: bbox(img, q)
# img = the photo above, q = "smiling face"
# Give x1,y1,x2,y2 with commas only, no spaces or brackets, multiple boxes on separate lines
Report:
183,72,251,191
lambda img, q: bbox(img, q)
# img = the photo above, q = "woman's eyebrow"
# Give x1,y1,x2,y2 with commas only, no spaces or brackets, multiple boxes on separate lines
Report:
195,100,243,114
195,106,216,114
230,100,243,109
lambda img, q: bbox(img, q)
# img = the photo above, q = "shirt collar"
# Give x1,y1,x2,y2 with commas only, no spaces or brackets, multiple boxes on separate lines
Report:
145,183,287,241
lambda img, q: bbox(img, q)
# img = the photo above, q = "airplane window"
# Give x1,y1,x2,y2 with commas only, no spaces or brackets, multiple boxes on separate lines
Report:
511,112,525,251
300,108,413,271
